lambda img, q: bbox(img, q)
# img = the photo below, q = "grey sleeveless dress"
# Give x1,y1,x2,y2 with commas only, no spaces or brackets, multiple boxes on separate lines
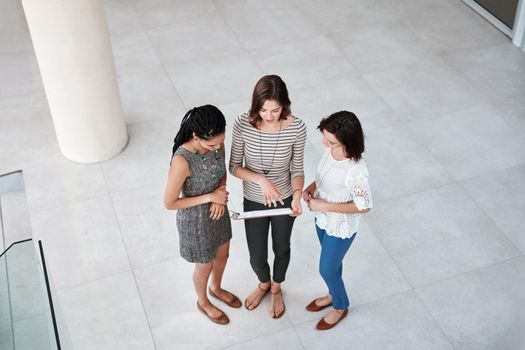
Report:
174,147,232,263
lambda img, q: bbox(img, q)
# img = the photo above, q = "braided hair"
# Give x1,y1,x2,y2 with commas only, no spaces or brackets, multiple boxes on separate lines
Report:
171,105,226,163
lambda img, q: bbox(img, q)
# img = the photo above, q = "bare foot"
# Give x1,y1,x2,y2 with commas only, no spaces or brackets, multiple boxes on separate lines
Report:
197,300,223,319
269,286,285,318
323,309,347,324
314,294,332,307
245,282,270,310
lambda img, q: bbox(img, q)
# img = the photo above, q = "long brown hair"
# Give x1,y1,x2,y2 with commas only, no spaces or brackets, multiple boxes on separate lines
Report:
248,75,291,127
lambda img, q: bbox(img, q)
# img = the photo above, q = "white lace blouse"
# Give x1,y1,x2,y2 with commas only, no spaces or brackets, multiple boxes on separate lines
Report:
314,149,373,239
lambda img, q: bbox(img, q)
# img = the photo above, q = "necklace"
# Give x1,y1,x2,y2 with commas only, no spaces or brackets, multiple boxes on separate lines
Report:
194,149,220,162
192,142,221,176
315,151,340,194
259,120,282,175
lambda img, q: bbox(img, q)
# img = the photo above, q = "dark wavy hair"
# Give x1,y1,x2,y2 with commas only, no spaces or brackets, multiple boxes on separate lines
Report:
318,111,365,161
248,75,291,127
170,105,226,162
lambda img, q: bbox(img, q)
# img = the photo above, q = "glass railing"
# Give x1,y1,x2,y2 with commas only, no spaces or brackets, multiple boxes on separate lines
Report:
0,239,60,349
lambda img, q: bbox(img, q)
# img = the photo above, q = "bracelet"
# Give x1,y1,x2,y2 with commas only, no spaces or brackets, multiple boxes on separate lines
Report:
292,188,302,196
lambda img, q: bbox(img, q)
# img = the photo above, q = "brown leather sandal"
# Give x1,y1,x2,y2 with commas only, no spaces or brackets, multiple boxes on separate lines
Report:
244,283,270,310
196,301,229,325
270,289,285,319
209,287,242,308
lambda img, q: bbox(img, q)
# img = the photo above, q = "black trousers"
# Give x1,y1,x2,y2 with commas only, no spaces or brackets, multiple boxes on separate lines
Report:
243,196,296,283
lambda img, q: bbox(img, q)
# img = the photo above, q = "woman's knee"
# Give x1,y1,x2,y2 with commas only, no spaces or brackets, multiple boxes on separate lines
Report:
214,243,230,263
319,260,338,281
194,261,214,274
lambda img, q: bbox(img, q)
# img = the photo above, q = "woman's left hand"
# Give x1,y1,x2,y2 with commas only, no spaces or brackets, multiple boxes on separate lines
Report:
290,196,303,217
307,198,326,212
209,203,225,220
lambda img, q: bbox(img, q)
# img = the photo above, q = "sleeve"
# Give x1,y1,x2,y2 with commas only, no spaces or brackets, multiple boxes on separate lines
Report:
290,119,307,179
229,115,245,175
345,163,373,210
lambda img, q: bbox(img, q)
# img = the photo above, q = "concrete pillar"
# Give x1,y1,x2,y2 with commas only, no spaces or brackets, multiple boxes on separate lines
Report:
21,0,127,163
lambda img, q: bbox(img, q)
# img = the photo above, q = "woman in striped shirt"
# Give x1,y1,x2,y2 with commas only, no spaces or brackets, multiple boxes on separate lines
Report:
229,75,306,319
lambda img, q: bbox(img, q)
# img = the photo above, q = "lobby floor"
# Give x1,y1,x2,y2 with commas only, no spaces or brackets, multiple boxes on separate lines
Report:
1,0,525,349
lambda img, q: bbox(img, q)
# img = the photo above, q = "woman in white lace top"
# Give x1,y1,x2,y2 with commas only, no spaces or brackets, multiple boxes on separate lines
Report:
302,111,372,330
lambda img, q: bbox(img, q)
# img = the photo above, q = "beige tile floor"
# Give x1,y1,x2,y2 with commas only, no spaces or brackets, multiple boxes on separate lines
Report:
1,0,525,349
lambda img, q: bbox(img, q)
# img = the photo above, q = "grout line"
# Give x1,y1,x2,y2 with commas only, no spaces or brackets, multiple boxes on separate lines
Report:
413,255,521,292
99,162,159,350
413,291,459,350
458,176,525,256
133,2,189,113
291,324,308,350
210,0,264,75
216,324,300,350
411,255,524,349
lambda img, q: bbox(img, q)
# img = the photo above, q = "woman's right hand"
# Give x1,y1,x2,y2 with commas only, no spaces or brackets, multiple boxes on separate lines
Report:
258,176,284,207
209,186,229,205
302,182,316,202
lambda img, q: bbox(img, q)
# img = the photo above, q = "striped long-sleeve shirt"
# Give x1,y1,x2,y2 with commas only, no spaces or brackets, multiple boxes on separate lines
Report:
229,113,307,204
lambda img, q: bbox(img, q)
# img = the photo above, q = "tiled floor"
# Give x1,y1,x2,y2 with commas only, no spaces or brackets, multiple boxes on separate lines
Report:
1,0,525,349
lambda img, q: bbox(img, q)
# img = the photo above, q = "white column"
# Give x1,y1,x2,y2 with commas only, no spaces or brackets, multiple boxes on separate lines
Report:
21,0,127,163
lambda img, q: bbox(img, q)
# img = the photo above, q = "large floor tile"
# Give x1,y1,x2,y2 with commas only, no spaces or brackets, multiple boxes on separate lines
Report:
224,326,304,350
292,78,402,139
0,0,33,52
113,37,187,124
0,190,32,244
118,66,187,125
401,0,507,53
329,22,436,74
487,95,525,135
416,257,525,350
366,183,519,287
249,36,359,90
111,181,180,268
103,0,148,50
295,291,454,350
363,58,482,122
101,117,176,193
364,125,452,203
23,155,107,212
135,0,219,30
462,164,525,255
0,94,58,174
149,14,242,66
0,51,43,98
216,0,321,51
166,51,261,107
292,0,404,35
30,195,131,289
407,104,525,181
135,240,293,350
55,272,155,350
286,221,411,326
442,43,525,100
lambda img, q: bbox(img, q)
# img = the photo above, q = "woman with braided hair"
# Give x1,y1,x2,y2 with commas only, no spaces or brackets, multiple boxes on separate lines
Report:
164,105,240,325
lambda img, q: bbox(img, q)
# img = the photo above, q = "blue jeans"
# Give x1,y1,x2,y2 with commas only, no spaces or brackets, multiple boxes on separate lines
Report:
316,224,356,310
